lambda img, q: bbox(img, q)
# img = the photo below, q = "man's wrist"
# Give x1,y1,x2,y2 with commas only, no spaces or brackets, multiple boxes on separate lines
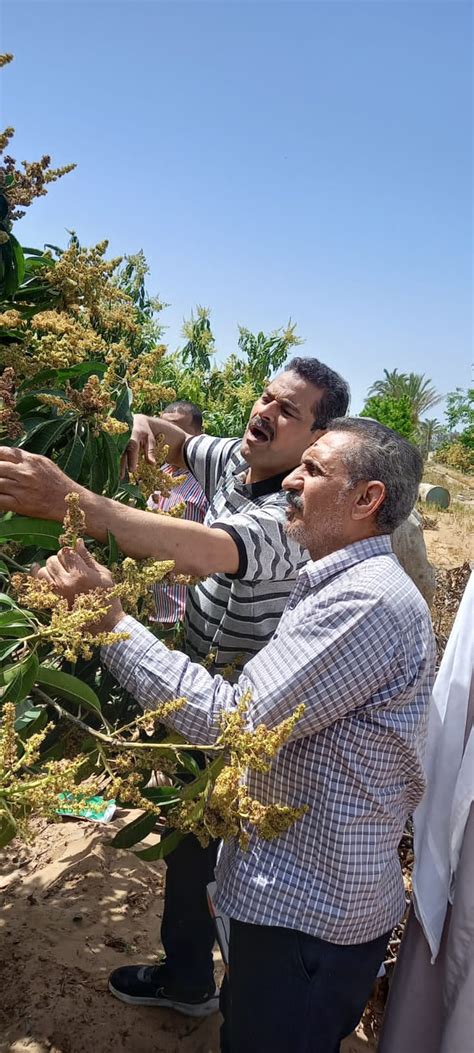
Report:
94,601,125,634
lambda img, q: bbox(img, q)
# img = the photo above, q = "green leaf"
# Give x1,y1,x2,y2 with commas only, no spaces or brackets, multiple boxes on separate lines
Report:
140,785,181,807
23,255,55,271
0,652,39,704
15,702,48,739
0,594,21,611
133,828,185,861
0,802,17,849
101,432,120,496
113,383,133,424
57,424,86,479
89,436,108,494
22,246,55,258
0,610,34,637
0,638,22,661
0,517,62,551
19,361,106,392
22,417,73,455
111,811,158,849
16,389,74,416
36,664,102,714
176,752,202,779
10,234,26,287
106,530,120,565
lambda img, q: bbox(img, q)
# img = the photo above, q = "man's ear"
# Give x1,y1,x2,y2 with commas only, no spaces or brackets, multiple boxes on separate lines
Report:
351,480,386,522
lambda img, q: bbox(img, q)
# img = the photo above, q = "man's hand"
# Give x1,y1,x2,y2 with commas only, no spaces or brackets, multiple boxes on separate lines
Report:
0,446,75,520
33,540,124,632
121,414,187,477
121,413,157,477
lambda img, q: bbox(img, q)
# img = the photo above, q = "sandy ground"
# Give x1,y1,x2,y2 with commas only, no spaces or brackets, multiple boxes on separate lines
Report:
0,818,372,1053
422,463,474,569
423,507,474,569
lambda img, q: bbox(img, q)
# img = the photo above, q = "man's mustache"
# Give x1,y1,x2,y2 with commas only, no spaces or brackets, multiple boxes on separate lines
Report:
286,492,304,513
248,414,275,440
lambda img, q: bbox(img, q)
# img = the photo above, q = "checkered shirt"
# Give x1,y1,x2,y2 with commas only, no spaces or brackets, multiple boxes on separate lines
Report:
102,535,436,944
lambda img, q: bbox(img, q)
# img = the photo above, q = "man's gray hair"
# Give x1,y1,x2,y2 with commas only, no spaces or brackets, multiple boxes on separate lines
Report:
326,417,423,533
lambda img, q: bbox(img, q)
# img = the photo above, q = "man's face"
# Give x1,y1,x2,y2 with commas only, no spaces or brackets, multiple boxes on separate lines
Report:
240,371,324,476
161,409,201,436
283,432,361,559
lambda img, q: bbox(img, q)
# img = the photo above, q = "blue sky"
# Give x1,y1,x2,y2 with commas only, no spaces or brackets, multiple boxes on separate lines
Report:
3,0,472,418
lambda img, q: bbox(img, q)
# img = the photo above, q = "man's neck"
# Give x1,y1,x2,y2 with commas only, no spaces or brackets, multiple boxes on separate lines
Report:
245,465,290,485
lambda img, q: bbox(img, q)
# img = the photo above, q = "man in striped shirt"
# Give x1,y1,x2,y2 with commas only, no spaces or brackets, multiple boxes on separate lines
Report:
147,401,208,627
36,418,436,1053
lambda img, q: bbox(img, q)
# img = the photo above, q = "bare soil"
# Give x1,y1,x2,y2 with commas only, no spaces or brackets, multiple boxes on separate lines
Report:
0,818,372,1053
422,463,474,569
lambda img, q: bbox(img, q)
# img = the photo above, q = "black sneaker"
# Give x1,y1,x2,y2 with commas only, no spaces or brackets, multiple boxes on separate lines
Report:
108,963,219,1018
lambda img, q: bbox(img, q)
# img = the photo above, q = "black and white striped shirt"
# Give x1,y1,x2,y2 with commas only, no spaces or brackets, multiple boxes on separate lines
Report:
183,434,307,677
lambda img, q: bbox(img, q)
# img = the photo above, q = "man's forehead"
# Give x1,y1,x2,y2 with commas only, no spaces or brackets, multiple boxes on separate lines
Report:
268,371,321,405
303,431,352,462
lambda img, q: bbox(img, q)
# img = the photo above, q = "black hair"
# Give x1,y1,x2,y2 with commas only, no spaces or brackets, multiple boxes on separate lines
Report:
163,400,203,432
286,357,350,429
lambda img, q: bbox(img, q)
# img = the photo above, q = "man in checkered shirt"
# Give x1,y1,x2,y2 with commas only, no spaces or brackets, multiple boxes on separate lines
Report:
36,417,436,1053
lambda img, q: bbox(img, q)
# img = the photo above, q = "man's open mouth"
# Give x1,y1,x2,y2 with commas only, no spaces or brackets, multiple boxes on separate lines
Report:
248,416,274,443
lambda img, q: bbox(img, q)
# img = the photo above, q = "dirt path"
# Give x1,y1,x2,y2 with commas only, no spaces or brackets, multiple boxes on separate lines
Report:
0,819,372,1053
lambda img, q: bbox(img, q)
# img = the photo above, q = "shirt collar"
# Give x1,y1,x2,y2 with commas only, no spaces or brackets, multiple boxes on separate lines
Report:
233,463,291,498
300,535,393,589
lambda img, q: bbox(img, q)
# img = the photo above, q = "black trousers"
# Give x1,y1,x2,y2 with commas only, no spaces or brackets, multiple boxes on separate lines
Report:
160,830,219,998
220,919,390,1053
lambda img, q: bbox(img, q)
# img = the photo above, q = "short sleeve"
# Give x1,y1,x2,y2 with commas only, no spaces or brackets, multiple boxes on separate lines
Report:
183,434,241,504
212,504,307,582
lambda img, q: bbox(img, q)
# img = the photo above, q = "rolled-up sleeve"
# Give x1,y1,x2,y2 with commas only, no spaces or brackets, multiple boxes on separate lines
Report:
211,507,305,582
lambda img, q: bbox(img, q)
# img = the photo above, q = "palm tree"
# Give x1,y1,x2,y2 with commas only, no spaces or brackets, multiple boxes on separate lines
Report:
418,418,444,458
369,369,442,422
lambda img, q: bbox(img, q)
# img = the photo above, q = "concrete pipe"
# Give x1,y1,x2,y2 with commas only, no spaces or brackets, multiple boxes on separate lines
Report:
418,483,450,509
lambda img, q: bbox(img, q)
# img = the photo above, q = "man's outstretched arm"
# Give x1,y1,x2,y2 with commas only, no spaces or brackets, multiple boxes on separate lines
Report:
0,445,239,574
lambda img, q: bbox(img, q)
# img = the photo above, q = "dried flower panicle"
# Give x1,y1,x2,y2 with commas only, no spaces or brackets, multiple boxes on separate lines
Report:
0,151,76,222
219,694,306,773
130,443,185,501
0,309,24,330
0,366,23,439
112,556,176,616
149,501,186,520
0,701,101,840
38,373,128,438
125,346,175,411
11,572,129,662
170,694,307,849
43,240,124,321
133,698,187,736
11,574,60,610
39,589,130,662
59,491,87,548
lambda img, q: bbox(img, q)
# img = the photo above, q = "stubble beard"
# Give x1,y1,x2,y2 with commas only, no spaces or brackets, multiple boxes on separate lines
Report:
286,499,349,560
